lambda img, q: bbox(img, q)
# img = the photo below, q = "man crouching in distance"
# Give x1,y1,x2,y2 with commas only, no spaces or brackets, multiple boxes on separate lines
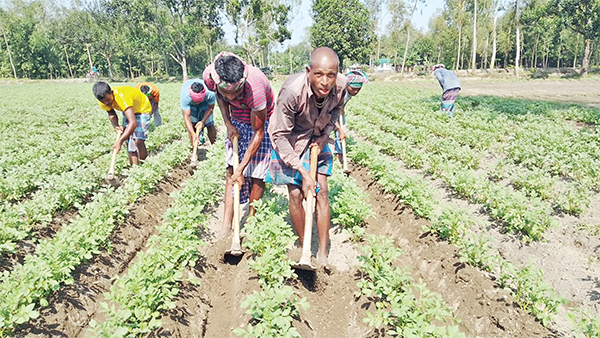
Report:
266,47,347,267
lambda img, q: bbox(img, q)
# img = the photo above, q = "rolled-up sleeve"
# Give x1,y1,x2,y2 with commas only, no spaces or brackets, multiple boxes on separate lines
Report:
268,89,303,171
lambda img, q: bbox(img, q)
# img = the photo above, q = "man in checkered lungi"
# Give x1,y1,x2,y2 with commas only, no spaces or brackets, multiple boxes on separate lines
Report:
203,52,274,241
266,47,347,267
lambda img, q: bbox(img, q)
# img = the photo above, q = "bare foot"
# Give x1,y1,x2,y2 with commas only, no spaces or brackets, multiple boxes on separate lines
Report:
212,227,230,244
316,251,329,267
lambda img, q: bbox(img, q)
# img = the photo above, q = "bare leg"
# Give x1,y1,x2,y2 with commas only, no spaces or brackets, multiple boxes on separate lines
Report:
287,185,305,245
217,167,234,241
207,125,217,145
336,153,343,164
248,178,265,216
128,151,139,165
136,140,147,160
314,174,330,266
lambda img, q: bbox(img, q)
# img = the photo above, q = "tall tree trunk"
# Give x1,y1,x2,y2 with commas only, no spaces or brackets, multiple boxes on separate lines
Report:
515,0,520,78
63,45,74,78
490,0,500,70
401,0,419,74
484,34,489,69
181,57,188,81
456,23,463,70
581,38,591,76
1,24,18,79
86,44,93,71
128,54,134,79
471,0,478,73
531,35,540,68
573,35,580,68
557,34,562,69
104,55,114,81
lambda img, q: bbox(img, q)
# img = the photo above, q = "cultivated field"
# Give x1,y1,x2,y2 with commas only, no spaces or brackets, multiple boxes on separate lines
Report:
0,79,599,337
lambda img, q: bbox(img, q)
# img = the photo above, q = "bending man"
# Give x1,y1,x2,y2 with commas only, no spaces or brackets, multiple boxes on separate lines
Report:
93,81,152,165
267,47,347,267
204,52,274,240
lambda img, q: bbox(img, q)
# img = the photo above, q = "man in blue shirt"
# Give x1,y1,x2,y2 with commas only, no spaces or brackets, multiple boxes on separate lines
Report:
181,79,217,145
433,64,461,118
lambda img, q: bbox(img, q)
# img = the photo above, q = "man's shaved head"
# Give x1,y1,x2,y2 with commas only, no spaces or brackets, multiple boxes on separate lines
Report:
306,47,339,98
309,47,339,69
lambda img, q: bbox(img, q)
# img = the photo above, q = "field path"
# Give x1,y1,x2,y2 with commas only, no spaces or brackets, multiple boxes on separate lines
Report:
13,165,190,338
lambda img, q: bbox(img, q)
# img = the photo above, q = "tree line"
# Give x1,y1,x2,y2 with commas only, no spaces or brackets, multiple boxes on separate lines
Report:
1,0,599,80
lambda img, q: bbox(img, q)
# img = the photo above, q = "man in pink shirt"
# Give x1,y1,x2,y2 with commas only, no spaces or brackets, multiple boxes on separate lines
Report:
203,52,274,241
266,47,347,267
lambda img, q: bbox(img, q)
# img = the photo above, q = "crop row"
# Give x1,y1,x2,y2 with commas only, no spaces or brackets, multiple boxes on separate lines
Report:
0,122,185,255
234,194,309,338
359,87,600,190
349,114,557,241
355,97,593,216
0,137,190,336
92,141,224,337
234,160,375,337
347,138,564,326
356,235,464,337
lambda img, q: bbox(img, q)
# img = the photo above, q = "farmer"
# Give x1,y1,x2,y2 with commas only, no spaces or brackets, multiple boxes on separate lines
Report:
203,52,274,240
266,47,347,267
137,82,163,127
333,70,368,163
432,64,461,117
180,78,217,146
93,81,152,165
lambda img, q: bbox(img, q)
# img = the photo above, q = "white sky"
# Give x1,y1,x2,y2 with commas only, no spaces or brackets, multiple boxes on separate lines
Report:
222,0,445,48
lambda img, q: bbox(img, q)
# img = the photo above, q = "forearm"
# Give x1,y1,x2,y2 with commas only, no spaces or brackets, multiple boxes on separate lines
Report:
182,110,195,135
237,130,263,173
108,111,119,129
201,106,214,125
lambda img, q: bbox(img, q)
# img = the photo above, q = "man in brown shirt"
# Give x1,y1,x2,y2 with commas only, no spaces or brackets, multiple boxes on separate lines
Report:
266,47,347,267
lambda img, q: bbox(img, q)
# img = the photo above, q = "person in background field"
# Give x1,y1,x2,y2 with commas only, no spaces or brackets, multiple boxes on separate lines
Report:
333,70,368,164
180,79,217,147
93,81,152,165
432,64,461,118
137,82,163,127
203,52,274,241
266,47,347,267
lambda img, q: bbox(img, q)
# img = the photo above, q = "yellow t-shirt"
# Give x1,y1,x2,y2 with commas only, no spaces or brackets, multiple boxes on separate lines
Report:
99,86,152,114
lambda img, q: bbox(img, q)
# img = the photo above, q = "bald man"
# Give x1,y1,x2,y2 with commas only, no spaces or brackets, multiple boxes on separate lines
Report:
266,47,347,267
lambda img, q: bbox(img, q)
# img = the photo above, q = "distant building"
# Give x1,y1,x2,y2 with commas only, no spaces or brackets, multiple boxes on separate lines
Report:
374,58,394,72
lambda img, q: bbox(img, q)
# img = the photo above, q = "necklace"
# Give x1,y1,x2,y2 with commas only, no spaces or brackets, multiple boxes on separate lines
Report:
315,99,324,109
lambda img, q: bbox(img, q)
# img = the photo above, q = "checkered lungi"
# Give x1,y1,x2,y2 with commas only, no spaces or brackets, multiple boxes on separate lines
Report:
441,88,460,117
225,118,272,204
265,142,333,187
123,113,151,152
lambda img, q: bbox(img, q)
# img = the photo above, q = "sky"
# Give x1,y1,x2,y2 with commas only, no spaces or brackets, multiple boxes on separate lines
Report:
222,0,446,48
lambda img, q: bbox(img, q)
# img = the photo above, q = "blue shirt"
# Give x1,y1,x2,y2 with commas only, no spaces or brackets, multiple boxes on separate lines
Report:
433,68,461,92
180,78,216,111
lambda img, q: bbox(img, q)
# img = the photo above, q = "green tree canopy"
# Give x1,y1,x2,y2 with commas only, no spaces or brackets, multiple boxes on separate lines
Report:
310,0,375,67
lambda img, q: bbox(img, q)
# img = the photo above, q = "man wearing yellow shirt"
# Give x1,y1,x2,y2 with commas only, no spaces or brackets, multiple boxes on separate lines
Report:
93,81,152,165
